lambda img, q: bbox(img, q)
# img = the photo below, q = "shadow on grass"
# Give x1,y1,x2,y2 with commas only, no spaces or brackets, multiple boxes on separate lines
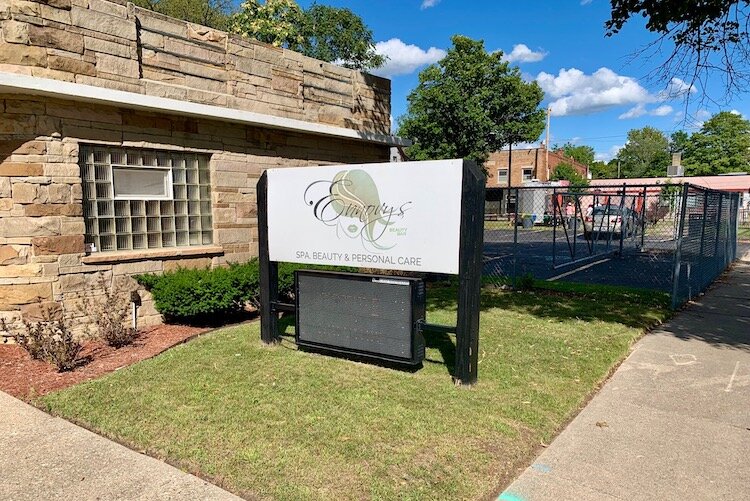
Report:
426,281,671,330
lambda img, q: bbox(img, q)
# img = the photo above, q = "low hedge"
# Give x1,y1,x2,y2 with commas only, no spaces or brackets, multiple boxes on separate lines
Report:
136,260,348,325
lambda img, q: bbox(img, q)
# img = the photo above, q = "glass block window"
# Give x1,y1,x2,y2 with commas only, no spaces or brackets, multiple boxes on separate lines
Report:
80,146,212,252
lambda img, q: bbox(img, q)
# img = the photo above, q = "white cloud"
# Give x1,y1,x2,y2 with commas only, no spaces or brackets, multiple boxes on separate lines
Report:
651,104,673,116
580,0,593,5
421,0,440,9
537,67,651,116
502,44,547,64
595,144,624,162
659,77,696,99
618,103,647,120
372,38,446,78
618,103,673,119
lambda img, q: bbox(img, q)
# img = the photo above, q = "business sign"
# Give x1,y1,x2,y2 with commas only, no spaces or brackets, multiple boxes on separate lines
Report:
267,159,464,274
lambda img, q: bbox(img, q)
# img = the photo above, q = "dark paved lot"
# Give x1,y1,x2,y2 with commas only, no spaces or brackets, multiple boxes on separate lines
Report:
483,227,676,290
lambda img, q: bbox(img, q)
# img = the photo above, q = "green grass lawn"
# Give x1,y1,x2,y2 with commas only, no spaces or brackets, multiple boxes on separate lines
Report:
739,226,750,241
40,284,670,500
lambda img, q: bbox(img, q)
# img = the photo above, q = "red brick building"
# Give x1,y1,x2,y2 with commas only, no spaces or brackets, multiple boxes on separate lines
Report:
485,147,589,187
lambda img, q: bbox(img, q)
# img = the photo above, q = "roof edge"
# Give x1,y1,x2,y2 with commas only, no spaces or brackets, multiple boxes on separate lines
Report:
0,72,410,147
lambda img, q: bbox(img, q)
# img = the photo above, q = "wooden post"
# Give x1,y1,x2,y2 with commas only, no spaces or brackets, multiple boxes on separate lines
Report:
454,160,485,385
257,172,279,344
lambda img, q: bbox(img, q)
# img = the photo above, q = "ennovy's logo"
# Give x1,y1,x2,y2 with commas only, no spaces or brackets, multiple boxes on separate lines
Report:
303,169,412,251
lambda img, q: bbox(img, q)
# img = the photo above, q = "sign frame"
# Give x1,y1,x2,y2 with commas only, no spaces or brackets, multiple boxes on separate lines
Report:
257,159,485,385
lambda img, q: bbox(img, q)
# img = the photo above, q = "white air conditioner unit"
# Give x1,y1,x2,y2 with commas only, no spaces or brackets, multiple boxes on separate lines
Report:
667,165,684,177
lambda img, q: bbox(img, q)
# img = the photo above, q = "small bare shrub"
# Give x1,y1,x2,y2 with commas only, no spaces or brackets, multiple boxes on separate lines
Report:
81,276,138,348
0,309,83,372
40,320,82,372
1,318,46,360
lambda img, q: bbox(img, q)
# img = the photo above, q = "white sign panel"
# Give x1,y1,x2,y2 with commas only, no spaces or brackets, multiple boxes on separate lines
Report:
267,159,464,274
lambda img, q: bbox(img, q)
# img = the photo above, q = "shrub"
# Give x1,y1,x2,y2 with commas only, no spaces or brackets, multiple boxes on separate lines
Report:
81,275,138,348
136,259,351,325
0,310,83,372
517,272,535,291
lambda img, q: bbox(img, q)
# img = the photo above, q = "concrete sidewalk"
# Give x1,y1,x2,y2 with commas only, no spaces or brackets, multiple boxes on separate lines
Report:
0,391,241,501
501,260,750,501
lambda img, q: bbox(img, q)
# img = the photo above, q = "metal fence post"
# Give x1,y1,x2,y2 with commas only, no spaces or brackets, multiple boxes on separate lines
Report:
512,188,518,288
698,191,708,289
671,184,690,309
714,194,724,276
552,187,557,268
618,184,626,256
640,186,647,249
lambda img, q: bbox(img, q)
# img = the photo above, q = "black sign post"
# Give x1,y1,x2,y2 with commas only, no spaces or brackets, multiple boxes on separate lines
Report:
257,160,485,385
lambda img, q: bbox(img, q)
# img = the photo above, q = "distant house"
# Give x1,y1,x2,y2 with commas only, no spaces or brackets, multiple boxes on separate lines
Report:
485,146,589,188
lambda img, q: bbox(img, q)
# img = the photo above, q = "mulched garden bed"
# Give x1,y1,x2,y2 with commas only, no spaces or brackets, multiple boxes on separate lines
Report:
0,324,209,400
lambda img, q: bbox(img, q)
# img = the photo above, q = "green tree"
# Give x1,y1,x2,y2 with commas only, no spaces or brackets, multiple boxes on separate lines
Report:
229,0,305,48
397,36,545,168
616,126,671,178
555,142,595,167
605,1,750,101
589,160,617,179
669,130,690,153
133,0,232,29
683,111,750,175
300,4,385,69
229,0,384,70
551,162,589,186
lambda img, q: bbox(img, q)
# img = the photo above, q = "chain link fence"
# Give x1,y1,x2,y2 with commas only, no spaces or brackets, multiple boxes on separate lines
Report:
484,184,740,308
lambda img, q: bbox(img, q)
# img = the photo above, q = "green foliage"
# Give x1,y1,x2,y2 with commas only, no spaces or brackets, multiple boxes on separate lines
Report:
229,0,305,49
397,35,545,168
670,130,689,153
136,262,261,324
136,260,350,325
589,160,616,179
683,111,750,175
229,0,383,70
133,0,232,30
299,4,385,69
556,142,595,166
516,272,535,291
616,126,671,178
551,162,589,186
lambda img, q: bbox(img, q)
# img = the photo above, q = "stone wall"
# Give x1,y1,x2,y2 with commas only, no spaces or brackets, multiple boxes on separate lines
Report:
0,92,389,340
0,0,391,134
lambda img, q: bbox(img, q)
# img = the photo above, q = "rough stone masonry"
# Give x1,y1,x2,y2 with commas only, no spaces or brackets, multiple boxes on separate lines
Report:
0,0,395,339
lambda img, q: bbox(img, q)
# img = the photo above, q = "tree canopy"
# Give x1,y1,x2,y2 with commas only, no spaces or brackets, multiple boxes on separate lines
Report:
605,0,750,102
229,0,384,70
555,142,596,166
397,35,546,168
615,126,671,178
133,0,232,30
682,111,750,174
551,162,589,186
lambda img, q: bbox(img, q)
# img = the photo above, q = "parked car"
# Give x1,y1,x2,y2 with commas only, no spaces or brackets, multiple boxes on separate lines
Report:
584,206,641,239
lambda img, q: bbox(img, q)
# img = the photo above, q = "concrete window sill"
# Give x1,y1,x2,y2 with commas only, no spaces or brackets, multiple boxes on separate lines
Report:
81,245,225,265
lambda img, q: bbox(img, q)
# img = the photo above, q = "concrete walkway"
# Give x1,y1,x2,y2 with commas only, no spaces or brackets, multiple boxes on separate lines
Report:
0,391,241,501
501,260,750,501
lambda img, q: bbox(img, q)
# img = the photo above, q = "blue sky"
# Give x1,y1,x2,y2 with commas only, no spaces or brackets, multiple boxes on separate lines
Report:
296,0,749,162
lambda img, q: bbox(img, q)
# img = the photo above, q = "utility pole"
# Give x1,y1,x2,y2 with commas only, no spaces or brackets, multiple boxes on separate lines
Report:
617,160,621,178
545,106,551,180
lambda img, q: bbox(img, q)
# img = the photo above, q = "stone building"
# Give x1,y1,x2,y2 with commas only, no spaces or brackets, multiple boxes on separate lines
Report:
0,0,403,339
485,146,590,188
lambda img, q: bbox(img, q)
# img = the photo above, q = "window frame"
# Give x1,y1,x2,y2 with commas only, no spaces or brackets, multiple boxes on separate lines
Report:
111,164,174,201
522,167,534,182
497,168,509,185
